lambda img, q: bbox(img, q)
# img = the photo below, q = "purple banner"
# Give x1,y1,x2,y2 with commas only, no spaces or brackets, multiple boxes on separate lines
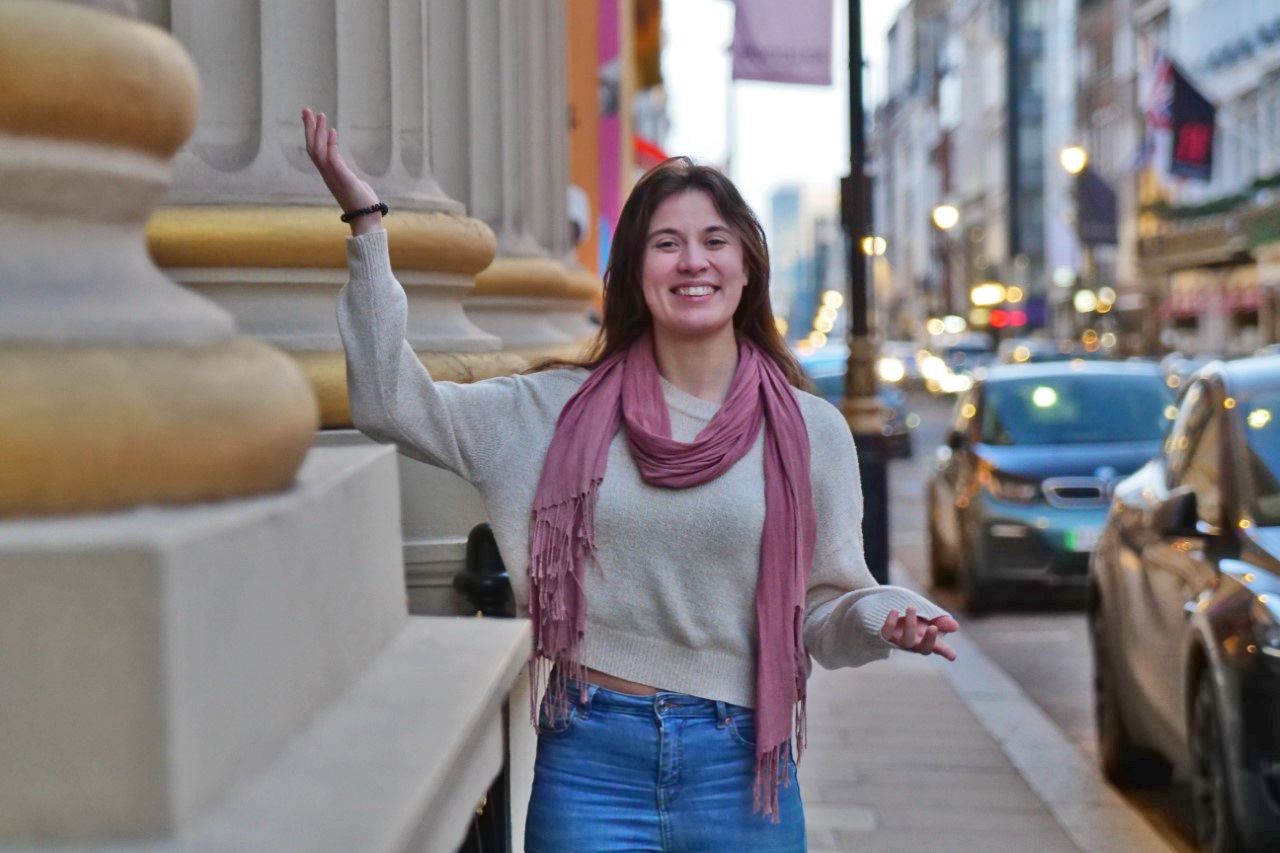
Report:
731,0,833,86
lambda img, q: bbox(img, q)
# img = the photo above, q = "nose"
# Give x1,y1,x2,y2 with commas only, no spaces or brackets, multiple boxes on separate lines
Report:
677,244,708,273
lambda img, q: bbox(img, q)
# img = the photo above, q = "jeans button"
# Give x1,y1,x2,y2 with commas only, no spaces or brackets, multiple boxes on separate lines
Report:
656,700,667,712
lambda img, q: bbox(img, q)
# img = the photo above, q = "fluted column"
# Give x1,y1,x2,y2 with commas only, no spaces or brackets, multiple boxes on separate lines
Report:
463,0,602,359
0,0,317,517
143,0,513,428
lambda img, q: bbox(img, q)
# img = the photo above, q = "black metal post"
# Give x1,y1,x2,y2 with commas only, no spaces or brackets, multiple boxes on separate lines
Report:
452,523,514,853
841,0,889,584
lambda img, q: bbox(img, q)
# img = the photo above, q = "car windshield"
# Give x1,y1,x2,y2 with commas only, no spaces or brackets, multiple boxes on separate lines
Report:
980,374,1171,445
1237,388,1280,525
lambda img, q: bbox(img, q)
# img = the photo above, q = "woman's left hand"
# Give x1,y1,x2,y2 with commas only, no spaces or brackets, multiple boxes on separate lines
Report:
881,607,959,661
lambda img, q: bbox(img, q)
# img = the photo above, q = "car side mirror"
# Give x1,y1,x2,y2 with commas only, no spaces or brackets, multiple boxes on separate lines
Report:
1153,488,1201,538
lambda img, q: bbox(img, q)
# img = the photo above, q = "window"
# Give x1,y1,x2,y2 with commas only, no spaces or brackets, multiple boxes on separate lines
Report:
1177,409,1222,527
1164,381,1212,487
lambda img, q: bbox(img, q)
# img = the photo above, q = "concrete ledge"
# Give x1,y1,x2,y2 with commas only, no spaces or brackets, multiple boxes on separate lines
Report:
0,445,405,841
0,618,532,853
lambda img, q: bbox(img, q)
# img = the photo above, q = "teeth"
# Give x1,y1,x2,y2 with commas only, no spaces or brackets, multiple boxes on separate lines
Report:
675,286,714,297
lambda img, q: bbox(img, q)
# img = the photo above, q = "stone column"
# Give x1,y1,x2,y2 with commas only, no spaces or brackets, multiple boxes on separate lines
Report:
142,0,517,429
463,0,603,361
0,0,317,517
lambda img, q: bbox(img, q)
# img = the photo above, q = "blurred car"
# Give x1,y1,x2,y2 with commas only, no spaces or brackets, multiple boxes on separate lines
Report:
996,337,1112,365
877,340,924,388
927,360,1174,611
1089,355,1280,850
1161,351,1218,391
795,343,914,459
997,337,1068,364
939,333,996,377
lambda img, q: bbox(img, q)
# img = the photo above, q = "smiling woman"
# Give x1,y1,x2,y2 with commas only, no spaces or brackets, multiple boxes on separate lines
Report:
302,124,957,850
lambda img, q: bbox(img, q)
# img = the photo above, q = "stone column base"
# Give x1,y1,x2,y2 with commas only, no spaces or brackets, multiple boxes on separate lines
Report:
0,338,317,517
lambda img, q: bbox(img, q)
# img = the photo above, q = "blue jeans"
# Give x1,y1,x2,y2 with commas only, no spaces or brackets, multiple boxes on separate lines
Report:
525,682,806,852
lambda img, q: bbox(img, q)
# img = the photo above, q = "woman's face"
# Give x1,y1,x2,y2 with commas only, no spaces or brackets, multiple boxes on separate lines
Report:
640,190,747,345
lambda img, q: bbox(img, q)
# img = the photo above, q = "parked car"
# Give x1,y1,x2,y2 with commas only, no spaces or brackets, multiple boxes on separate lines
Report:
997,337,1111,365
927,360,1173,610
1161,351,1218,391
1089,355,1280,851
796,343,913,459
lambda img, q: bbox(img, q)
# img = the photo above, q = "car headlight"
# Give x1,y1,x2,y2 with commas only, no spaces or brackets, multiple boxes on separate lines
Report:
920,355,950,381
983,470,1041,503
877,356,906,383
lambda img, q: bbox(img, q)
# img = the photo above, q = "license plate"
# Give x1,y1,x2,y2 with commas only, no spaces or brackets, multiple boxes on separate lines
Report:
1065,527,1100,552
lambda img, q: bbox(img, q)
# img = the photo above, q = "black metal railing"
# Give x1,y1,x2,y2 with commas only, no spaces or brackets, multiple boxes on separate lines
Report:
453,523,515,853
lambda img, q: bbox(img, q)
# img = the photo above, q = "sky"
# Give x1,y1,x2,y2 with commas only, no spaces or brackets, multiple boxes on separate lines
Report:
662,0,907,224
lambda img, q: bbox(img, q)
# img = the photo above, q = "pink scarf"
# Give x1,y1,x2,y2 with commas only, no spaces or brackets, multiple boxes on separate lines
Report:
528,333,817,820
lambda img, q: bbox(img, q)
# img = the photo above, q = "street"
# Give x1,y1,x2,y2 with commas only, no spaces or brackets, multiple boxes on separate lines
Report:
888,388,1199,853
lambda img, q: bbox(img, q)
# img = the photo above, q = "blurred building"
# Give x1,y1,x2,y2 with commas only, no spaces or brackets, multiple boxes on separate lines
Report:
873,0,1048,343
769,184,848,348
871,0,1280,359
0,0,657,849
873,0,948,340
1135,0,1280,357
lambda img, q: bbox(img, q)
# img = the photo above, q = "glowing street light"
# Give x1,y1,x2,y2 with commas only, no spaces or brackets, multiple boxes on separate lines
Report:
1060,145,1088,175
970,282,1007,307
860,235,887,256
931,204,959,231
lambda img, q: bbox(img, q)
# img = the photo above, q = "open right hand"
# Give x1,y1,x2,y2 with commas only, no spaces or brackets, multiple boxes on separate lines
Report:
301,108,382,230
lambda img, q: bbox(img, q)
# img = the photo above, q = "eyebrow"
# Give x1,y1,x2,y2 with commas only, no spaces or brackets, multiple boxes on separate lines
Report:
647,225,732,240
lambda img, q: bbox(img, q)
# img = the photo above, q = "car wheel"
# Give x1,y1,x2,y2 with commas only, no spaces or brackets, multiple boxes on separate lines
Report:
1190,676,1247,853
1090,603,1170,787
927,499,955,589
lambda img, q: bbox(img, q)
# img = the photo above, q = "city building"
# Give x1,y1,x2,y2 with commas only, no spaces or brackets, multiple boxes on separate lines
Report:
1136,0,1280,357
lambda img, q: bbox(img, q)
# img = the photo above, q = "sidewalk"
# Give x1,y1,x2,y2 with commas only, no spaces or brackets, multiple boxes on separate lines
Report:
798,563,1174,853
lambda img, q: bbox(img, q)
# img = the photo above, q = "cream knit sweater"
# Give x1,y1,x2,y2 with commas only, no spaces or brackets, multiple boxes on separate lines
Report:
338,230,950,708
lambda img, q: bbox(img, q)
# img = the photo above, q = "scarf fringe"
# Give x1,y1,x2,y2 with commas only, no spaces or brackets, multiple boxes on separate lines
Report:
753,739,794,824
528,480,601,728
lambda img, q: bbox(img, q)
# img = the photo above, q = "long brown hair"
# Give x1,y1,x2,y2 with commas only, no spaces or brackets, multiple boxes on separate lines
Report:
532,156,808,388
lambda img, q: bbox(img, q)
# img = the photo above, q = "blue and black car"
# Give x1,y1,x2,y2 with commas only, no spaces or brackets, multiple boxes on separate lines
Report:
927,360,1174,611
1090,355,1280,851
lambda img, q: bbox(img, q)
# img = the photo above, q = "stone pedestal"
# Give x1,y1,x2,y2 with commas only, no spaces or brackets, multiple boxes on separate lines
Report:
0,444,529,851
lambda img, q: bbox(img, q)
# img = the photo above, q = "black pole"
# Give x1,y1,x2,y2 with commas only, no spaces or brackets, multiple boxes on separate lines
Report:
841,0,889,584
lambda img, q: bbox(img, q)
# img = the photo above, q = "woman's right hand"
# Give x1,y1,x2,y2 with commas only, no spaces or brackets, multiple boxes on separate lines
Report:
301,107,383,234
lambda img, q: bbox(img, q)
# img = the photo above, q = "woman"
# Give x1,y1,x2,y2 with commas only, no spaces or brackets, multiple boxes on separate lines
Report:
303,108,958,851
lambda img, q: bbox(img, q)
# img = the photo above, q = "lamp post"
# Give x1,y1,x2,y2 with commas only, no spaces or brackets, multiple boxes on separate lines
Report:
1060,145,1090,341
840,0,889,583
931,203,959,316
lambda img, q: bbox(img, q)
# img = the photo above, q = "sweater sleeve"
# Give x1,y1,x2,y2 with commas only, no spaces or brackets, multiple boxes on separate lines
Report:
801,399,952,670
335,229,542,485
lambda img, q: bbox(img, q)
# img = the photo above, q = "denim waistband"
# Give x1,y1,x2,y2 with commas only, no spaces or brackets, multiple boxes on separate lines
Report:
565,678,752,722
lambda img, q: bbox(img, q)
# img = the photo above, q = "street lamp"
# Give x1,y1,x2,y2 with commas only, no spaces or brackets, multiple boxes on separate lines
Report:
1060,145,1087,176
840,0,889,582
931,203,959,231
1060,145,1092,340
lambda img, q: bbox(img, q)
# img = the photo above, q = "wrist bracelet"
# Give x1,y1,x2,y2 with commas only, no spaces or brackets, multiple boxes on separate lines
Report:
340,202,389,223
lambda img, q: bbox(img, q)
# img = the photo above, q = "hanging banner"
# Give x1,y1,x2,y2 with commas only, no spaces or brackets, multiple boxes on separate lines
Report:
1076,166,1118,246
1169,62,1216,181
731,0,833,85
